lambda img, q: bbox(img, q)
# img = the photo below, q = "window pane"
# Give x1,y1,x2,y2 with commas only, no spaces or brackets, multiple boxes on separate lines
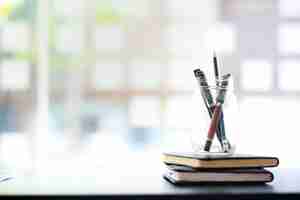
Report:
127,0,150,18
95,25,123,52
96,0,126,22
166,23,236,56
128,96,160,127
166,0,216,18
168,60,197,90
279,60,300,91
81,100,127,133
204,23,236,54
279,0,300,18
241,60,272,91
128,61,161,90
0,0,36,150
2,23,30,52
165,97,198,129
55,25,84,55
165,24,203,56
93,62,124,90
278,24,300,54
53,0,84,18
0,60,30,91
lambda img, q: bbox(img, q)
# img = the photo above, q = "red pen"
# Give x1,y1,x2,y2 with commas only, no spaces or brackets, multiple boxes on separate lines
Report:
204,102,222,151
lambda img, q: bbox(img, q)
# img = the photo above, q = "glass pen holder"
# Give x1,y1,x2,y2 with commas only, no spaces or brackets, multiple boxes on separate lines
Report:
189,76,239,154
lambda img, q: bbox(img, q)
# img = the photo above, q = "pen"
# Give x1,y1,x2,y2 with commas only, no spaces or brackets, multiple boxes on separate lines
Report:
219,74,231,151
193,69,211,116
213,52,231,152
193,69,214,107
193,69,223,146
213,51,219,82
204,75,230,151
204,102,222,151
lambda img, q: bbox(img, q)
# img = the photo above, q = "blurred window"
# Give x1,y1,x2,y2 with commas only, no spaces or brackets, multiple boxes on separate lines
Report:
165,24,204,57
53,0,83,18
165,96,196,129
128,61,162,90
241,60,272,91
1,0,300,168
2,23,30,52
279,0,300,18
167,60,196,90
166,0,213,18
279,60,300,91
128,96,160,127
0,0,36,134
93,61,125,90
55,25,84,55
219,0,300,96
0,60,30,91
278,24,300,54
204,23,236,54
95,25,123,52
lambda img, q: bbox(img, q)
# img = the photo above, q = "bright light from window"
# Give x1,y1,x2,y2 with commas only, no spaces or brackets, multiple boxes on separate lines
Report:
53,0,83,18
165,24,203,56
204,23,236,54
279,60,300,91
95,25,123,52
56,25,83,54
127,0,150,18
93,61,124,90
241,60,272,91
279,0,300,18
0,60,30,91
2,23,29,52
129,61,161,90
166,0,215,18
165,96,199,129
128,96,160,127
278,24,300,54
168,60,197,90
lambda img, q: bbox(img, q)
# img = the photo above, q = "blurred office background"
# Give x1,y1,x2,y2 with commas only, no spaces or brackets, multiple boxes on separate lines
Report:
0,0,299,170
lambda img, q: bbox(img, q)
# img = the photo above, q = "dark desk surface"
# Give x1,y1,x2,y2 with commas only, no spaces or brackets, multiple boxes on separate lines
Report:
0,163,299,200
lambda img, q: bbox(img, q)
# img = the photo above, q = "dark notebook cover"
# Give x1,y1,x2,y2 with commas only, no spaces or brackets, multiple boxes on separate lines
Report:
164,166,274,185
167,164,267,173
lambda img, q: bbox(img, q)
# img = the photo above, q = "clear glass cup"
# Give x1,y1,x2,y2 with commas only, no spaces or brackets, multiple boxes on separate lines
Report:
189,75,239,154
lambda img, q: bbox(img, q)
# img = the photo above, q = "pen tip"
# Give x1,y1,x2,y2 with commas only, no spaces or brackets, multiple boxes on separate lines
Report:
222,73,231,80
213,50,216,57
193,68,204,77
193,69,200,73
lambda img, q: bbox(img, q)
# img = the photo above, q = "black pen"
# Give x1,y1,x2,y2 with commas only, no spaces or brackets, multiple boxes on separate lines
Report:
213,51,219,82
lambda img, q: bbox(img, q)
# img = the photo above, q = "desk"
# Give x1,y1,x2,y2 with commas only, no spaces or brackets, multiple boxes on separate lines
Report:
0,164,299,200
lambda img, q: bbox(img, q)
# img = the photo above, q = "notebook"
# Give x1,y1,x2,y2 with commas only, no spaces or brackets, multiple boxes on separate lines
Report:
164,165,274,184
163,152,279,169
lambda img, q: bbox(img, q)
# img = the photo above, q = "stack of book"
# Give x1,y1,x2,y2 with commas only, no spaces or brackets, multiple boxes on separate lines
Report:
162,152,279,184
